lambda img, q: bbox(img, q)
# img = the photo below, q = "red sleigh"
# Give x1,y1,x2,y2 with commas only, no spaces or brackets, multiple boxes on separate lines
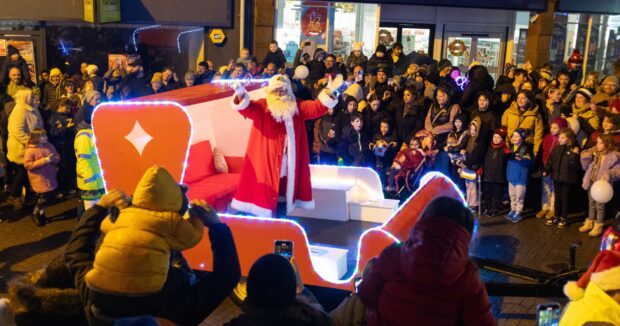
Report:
92,82,465,291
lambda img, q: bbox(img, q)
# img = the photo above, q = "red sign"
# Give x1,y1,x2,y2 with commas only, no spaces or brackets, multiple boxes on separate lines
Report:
301,7,327,37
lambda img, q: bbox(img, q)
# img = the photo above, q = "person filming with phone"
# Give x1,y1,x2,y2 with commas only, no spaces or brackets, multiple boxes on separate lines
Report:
63,166,241,325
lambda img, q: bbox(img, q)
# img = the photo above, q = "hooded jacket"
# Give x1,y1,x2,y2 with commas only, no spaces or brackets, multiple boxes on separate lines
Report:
85,166,204,295
501,102,544,156
367,50,394,77
358,217,494,326
580,149,620,190
7,91,43,164
346,51,368,72
560,282,620,326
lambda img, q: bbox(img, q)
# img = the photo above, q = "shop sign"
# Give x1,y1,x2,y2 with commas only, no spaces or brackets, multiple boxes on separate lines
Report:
84,0,95,23
209,29,226,45
84,0,121,23
99,0,121,23
448,39,467,57
301,7,327,37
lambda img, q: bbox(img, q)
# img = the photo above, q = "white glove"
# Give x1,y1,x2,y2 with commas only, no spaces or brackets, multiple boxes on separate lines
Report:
326,74,344,94
231,80,247,96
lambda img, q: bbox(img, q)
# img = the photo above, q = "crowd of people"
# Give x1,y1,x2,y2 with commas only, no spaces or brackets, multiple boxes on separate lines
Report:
1,36,620,324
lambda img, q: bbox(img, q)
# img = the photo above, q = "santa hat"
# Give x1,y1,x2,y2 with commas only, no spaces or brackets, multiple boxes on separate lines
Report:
551,117,568,129
268,74,293,94
564,250,620,300
352,42,363,52
494,126,508,139
575,88,592,101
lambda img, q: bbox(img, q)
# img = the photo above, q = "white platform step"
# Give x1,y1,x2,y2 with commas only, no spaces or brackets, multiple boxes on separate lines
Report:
289,179,355,221
349,198,400,223
309,244,348,282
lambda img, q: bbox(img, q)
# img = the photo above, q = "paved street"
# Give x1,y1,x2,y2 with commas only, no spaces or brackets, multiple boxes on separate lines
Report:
0,195,604,325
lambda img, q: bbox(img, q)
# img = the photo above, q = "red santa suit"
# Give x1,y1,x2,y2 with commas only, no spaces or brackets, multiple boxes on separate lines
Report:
230,77,338,216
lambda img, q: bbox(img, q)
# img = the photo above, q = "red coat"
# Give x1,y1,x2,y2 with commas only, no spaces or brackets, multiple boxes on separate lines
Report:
541,133,559,166
231,91,337,216
358,217,495,326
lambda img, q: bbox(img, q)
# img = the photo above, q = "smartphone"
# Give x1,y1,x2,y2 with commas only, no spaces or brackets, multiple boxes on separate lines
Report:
536,303,561,326
388,78,393,86
304,41,311,46
354,277,363,292
274,240,293,260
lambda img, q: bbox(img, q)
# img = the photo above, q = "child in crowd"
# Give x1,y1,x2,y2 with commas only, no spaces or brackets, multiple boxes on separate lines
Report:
75,118,105,219
537,117,568,220
482,127,510,217
236,48,252,68
385,137,426,192
544,128,581,228
506,128,533,223
339,113,370,167
445,114,470,185
579,134,620,236
317,106,340,165
48,98,77,198
23,128,59,226
457,118,486,212
370,119,398,184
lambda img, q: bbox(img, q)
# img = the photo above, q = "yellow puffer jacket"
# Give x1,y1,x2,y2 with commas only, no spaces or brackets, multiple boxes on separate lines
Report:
85,166,204,295
501,102,544,156
560,282,620,326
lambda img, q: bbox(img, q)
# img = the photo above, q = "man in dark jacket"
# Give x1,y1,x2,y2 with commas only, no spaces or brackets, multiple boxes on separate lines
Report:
120,58,149,99
294,47,327,87
262,40,287,71
390,42,410,77
195,61,215,85
358,196,495,325
64,189,241,326
0,45,32,86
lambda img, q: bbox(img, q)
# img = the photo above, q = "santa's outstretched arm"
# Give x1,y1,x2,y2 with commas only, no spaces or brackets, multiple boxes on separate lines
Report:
230,80,260,120
299,74,342,120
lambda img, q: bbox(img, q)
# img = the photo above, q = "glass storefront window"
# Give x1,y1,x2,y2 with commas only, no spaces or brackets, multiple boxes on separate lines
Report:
550,13,620,77
275,0,378,64
401,28,430,55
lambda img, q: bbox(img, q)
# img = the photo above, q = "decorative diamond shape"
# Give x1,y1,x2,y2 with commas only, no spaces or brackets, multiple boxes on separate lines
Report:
125,121,153,156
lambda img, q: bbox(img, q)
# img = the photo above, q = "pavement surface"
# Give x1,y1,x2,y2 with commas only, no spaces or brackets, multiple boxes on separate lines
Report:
0,193,605,326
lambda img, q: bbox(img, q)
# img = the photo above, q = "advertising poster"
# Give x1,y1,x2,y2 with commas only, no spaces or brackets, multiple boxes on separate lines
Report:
107,53,139,71
0,39,37,84
300,2,328,51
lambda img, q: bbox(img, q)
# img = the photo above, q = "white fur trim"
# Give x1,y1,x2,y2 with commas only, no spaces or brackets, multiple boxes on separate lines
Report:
284,118,296,214
231,92,250,111
231,198,273,217
293,199,315,210
318,91,338,109
564,281,585,300
591,265,620,292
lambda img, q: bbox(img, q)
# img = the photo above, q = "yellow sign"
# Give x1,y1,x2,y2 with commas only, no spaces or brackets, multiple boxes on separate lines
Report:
209,29,226,45
84,0,95,23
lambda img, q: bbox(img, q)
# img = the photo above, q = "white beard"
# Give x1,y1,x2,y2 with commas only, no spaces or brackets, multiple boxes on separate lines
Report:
266,93,298,123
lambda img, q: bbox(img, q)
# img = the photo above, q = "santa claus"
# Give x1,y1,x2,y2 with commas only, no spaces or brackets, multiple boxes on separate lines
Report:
230,74,342,216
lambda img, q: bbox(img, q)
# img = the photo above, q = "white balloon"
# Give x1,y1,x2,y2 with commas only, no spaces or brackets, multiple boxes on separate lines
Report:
293,65,309,80
591,180,614,204
566,117,580,134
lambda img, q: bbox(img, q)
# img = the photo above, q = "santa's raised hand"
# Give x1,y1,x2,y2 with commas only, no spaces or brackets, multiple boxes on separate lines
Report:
231,80,247,99
325,74,344,96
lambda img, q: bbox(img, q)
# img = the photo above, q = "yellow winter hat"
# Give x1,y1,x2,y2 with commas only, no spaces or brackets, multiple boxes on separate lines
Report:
50,68,62,77
131,166,184,212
